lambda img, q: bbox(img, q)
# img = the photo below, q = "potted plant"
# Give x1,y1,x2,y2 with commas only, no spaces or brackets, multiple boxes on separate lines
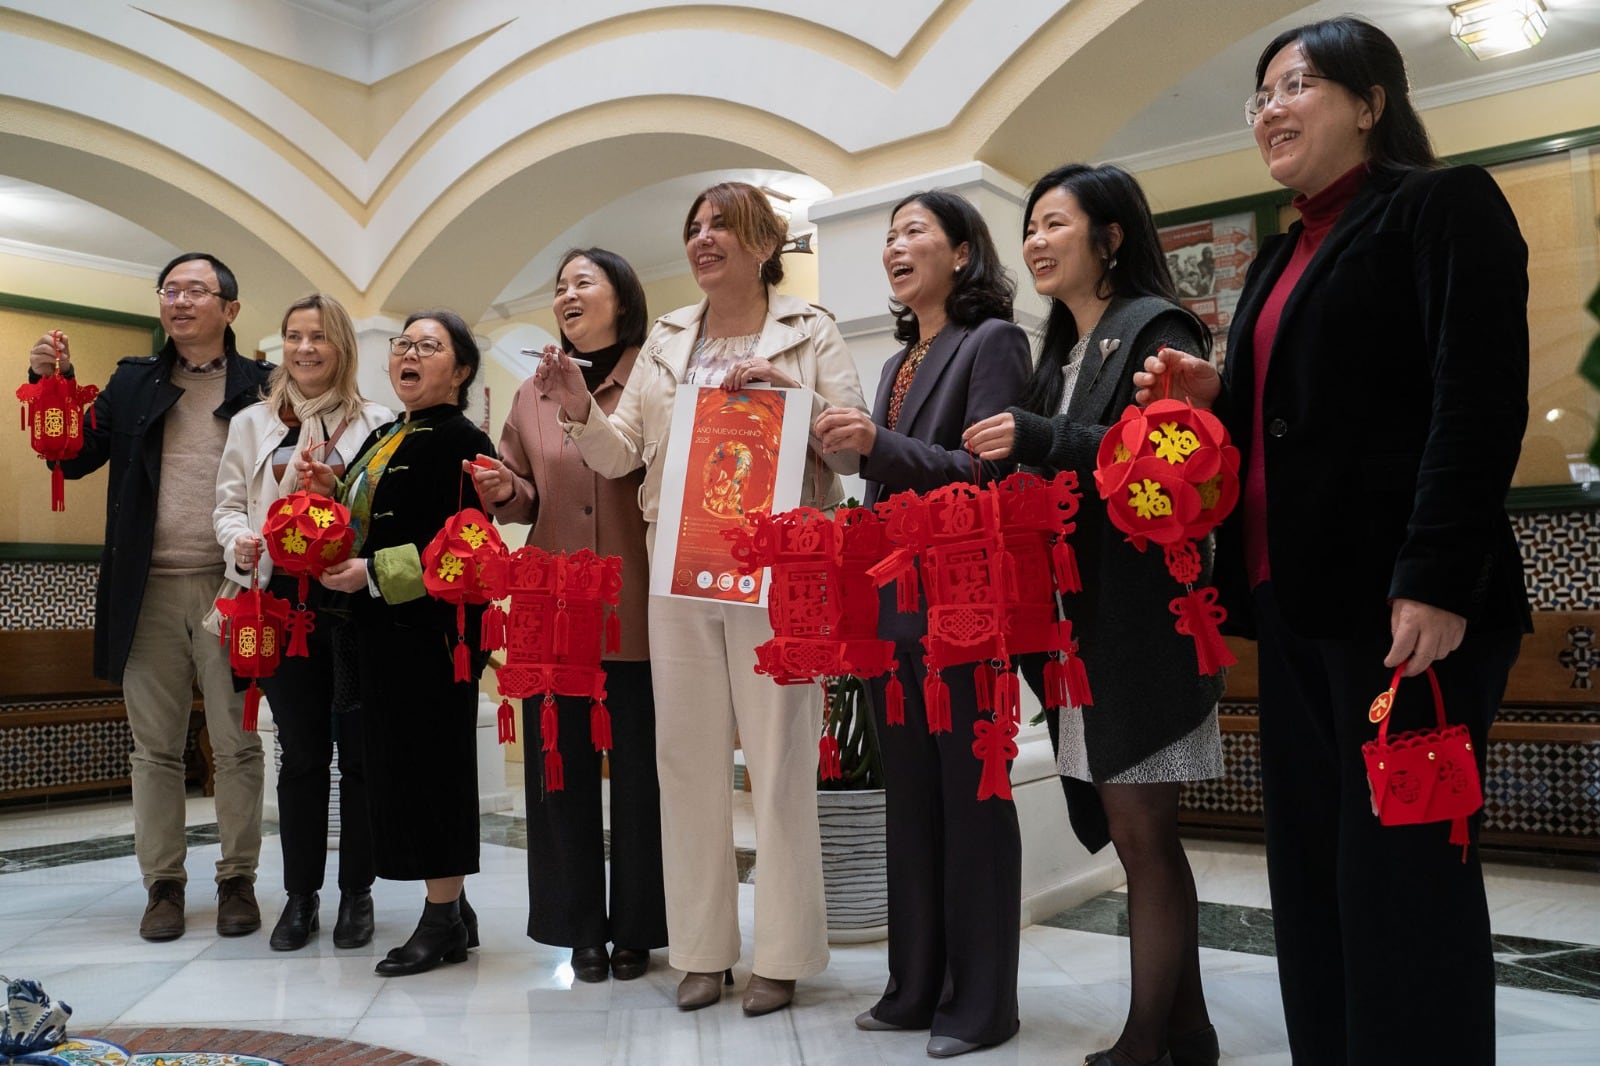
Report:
816,672,889,942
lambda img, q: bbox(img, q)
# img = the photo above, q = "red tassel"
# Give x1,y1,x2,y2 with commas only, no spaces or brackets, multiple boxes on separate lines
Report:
885,671,905,726
1450,816,1470,863
818,734,842,781
590,700,613,752
1065,650,1094,708
1052,537,1082,593
1170,586,1237,676
605,609,621,654
497,698,516,744
544,748,565,792
18,403,25,431
554,605,570,656
452,638,470,682
285,606,314,658
89,405,97,430
539,693,559,751
51,464,65,512
480,604,507,652
971,717,1019,801
297,574,311,607
973,662,995,713
994,666,1020,722
242,682,261,732
1042,655,1068,710
923,670,951,734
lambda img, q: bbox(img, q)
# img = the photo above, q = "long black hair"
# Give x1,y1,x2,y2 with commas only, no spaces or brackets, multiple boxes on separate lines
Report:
1256,16,1438,173
888,190,1014,346
1018,163,1206,415
554,247,649,351
404,308,479,409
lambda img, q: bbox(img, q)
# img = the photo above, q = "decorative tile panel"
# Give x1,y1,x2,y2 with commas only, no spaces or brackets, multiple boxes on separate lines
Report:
1515,509,1600,611
0,562,98,630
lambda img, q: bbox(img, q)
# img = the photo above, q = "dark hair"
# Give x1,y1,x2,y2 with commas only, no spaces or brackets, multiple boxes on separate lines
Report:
887,190,1014,345
1256,16,1438,173
404,308,480,409
1018,163,1208,415
158,252,238,300
683,181,788,287
554,247,649,351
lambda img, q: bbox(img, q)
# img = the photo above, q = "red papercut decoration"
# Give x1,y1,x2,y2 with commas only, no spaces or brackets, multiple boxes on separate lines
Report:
262,491,356,657
16,331,98,511
213,574,291,731
870,471,1088,800
420,508,507,682
1094,397,1241,676
725,505,900,780
490,546,624,793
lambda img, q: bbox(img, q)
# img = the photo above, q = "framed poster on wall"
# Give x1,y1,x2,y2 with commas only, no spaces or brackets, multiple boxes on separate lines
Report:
1157,210,1259,369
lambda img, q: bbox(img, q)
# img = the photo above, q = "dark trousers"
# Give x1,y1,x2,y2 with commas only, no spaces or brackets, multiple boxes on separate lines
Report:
524,659,667,949
868,650,1021,1046
1253,583,1521,1066
258,618,372,896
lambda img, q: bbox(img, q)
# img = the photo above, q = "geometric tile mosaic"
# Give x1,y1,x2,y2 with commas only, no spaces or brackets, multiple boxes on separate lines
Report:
0,561,98,630
1514,508,1600,611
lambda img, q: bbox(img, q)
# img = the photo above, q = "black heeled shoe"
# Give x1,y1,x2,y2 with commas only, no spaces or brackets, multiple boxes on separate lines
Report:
1168,1025,1219,1066
268,891,319,951
374,898,468,977
571,945,610,982
457,888,480,949
610,947,651,981
332,889,374,949
1083,1049,1174,1066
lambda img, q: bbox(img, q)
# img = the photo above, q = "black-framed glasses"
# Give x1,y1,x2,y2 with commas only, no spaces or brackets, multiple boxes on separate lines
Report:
388,336,448,358
155,286,225,304
1245,70,1328,125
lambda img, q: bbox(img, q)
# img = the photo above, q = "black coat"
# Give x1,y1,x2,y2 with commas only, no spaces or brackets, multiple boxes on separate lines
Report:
1216,164,1533,638
54,342,271,683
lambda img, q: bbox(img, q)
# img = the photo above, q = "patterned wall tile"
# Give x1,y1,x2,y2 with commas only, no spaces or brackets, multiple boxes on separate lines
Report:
1514,509,1600,611
0,561,97,630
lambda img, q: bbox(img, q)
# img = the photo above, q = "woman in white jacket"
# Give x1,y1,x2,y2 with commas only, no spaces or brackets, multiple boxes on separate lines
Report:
213,293,392,952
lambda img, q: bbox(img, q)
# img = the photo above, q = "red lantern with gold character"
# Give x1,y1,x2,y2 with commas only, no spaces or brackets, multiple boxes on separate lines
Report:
16,331,98,512
491,546,623,793
1094,396,1241,675
724,505,898,781
213,573,291,731
262,490,355,657
420,507,508,683
870,470,1088,801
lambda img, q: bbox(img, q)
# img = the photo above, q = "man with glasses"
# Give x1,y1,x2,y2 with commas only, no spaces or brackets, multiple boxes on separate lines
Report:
25,252,272,941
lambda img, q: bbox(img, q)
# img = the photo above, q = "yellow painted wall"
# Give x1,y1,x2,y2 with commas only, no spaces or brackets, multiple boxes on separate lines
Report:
0,253,157,319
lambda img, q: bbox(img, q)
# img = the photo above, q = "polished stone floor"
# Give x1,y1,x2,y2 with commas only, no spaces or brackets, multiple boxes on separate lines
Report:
2,785,1598,1065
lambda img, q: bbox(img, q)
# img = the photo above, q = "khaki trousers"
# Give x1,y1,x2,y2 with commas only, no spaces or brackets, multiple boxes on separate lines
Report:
121,571,264,887
647,525,829,979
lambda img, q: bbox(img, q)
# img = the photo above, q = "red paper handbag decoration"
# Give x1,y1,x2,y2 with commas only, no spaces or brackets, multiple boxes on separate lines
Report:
1094,395,1240,676
16,331,98,511
869,470,1088,801
1361,664,1484,862
420,507,508,683
724,505,898,781
491,546,624,792
262,490,355,657
213,571,291,731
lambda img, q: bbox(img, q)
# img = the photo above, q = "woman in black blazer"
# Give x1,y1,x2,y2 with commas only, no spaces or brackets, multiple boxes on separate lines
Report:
1138,18,1530,1066
816,190,1030,1059
305,309,497,978
967,163,1222,1066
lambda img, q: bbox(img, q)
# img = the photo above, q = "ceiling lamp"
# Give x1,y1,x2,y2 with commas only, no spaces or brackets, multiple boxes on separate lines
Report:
1449,0,1548,61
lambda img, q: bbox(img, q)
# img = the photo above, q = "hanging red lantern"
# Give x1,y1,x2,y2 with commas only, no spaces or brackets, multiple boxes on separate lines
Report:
491,546,623,792
16,331,99,512
870,470,1088,800
262,490,356,657
420,507,508,683
1094,397,1241,676
213,573,291,731
725,505,899,780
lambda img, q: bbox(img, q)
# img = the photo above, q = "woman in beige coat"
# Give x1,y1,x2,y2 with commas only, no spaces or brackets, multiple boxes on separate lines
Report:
538,182,867,1016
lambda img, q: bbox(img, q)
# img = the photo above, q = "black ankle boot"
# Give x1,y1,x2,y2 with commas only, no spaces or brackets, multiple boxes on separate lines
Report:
332,889,375,949
457,888,479,949
269,892,319,951
374,898,468,977
1168,1025,1219,1066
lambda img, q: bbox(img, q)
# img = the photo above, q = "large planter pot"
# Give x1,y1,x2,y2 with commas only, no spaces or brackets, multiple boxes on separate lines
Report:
817,787,888,943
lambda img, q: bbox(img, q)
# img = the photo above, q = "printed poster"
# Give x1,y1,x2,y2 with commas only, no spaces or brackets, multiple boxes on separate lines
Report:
1158,211,1257,367
652,384,811,606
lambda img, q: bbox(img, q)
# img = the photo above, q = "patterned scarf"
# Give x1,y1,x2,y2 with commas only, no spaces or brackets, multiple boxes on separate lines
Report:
344,419,411,553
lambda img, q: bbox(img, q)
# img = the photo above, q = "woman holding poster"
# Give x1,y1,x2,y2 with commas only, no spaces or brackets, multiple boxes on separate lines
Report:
538,182,866,1017
815,189,1030,1058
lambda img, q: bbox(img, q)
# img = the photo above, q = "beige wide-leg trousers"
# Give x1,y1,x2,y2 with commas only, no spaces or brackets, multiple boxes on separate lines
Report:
647,525,829,980
121,571,264,888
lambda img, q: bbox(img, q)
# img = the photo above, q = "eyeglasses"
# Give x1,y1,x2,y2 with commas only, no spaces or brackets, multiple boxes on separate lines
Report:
156,286,225,304
1244,70,1328,125
388,336,449,358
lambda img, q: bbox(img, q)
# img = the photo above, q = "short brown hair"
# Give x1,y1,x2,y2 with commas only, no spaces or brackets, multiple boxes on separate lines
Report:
682,181,787,287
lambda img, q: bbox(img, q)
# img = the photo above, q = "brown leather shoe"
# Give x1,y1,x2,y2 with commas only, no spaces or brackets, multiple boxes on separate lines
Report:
216,876,261,936
139,879,185,941
741,974,795,1016
676,968,732,1011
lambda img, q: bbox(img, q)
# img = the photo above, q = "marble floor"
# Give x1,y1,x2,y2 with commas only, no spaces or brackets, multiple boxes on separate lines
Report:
2,783,1598,1065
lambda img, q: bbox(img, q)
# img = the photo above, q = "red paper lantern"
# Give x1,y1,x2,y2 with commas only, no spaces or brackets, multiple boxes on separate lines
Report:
870,471,1089,800
724,505,898,781
1094,398,1241,676
16,332,98,511
213,575,291,731
262,491,356,657
491,546,623,792
420,507,508,683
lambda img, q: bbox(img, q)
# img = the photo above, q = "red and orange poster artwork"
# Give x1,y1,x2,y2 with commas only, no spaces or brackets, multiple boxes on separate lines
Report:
1158,211,1257,369
652,384,812,606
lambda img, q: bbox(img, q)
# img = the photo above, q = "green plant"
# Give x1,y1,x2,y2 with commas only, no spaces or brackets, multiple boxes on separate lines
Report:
819,673,885,790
